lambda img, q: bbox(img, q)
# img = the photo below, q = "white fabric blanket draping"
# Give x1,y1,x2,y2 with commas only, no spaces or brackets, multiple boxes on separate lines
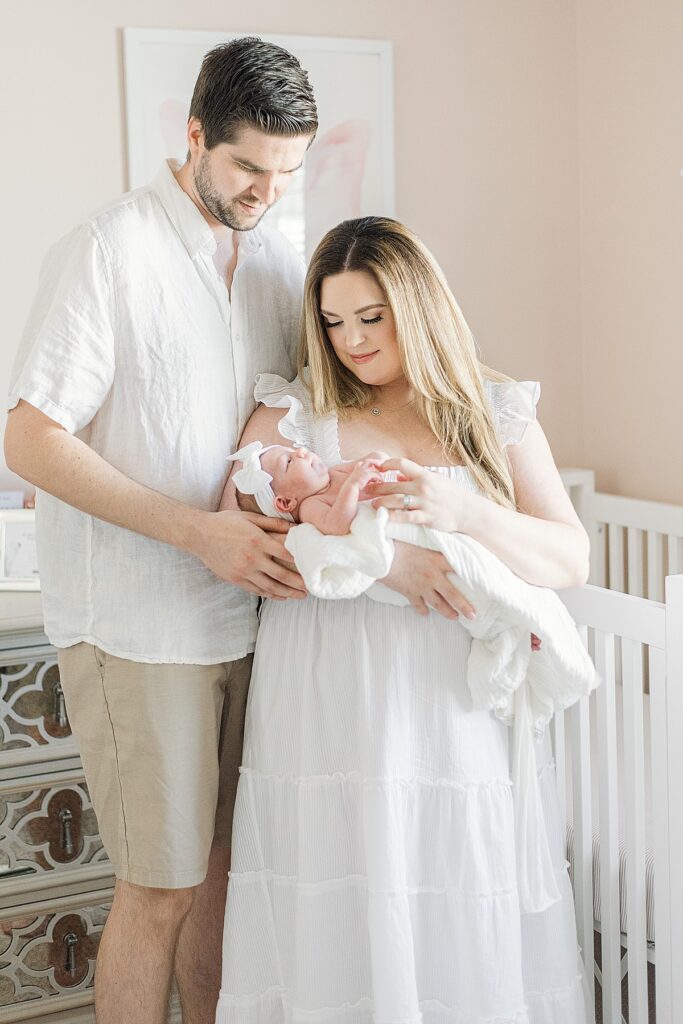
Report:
285,503,599,914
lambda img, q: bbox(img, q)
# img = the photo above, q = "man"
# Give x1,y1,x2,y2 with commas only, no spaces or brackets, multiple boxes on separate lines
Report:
6,33,475,1024
5,37,316,1024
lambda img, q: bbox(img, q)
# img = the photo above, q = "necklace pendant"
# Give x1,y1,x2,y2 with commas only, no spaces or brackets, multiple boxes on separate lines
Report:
371,407,381,416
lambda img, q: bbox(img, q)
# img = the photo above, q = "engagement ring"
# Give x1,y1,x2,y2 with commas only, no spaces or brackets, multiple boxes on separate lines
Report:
402,495,414,508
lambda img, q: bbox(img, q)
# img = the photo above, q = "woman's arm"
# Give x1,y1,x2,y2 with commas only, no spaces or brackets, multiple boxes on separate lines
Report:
370,420,589,590
220,405,290,511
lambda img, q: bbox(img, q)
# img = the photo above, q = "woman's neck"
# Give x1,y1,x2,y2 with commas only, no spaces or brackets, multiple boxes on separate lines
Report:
370,379,413,410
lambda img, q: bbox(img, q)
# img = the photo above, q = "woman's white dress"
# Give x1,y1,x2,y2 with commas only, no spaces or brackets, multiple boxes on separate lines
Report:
216,376,588,1024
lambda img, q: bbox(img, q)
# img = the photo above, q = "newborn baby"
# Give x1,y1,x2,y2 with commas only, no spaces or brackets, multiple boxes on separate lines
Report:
229,441,388,535
229,439,542,653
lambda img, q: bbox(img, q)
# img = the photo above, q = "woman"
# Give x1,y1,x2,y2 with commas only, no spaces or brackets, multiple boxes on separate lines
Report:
216,218,590,1024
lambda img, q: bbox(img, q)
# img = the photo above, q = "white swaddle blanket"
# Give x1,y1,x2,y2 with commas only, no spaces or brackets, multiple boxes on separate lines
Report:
285,504,599,914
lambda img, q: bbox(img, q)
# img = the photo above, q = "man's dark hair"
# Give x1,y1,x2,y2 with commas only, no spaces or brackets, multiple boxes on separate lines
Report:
189,37,318,148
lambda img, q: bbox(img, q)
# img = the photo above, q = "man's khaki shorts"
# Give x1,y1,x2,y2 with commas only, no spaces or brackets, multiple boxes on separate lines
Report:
57,643,253,889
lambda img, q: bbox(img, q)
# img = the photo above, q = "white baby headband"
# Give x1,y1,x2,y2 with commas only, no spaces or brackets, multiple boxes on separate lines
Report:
227,441,295,522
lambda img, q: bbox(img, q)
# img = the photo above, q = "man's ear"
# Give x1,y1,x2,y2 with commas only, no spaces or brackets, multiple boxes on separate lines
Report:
187,117,205,160
275,495,298,514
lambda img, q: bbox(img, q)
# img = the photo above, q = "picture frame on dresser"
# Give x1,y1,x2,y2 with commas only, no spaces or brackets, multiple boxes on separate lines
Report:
0,511,39,592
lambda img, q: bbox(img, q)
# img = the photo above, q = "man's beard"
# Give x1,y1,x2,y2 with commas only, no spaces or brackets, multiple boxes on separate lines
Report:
194,153,271,231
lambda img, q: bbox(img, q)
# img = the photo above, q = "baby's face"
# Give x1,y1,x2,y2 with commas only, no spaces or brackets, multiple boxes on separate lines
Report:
260,445,330,501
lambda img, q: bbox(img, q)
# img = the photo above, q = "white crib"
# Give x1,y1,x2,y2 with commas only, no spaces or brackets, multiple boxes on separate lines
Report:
561,469,683,601
555,470,683,1023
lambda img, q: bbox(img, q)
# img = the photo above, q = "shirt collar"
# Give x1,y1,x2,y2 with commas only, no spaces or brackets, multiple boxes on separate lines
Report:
152,159,264,260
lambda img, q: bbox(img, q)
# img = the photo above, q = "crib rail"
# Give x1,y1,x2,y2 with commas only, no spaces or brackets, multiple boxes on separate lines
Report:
560,470,683,601
557,576,683,1024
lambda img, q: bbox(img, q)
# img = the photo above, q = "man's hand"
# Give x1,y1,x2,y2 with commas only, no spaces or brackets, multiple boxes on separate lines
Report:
190,510,306,600
383,542,476,620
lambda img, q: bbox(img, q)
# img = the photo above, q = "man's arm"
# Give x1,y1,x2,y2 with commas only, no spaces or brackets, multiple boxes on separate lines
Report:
4,400,305,600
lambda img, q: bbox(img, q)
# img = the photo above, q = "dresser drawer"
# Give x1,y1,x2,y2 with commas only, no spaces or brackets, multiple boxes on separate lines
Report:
1,775,108,897
0,888,112,1019
0,655,78,766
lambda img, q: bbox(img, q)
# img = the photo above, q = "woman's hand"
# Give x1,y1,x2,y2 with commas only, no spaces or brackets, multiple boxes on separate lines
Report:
368,458,471,533
383,542,476,620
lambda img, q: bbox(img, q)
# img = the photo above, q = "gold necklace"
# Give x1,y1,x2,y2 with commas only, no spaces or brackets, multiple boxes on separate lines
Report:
369,397,414,417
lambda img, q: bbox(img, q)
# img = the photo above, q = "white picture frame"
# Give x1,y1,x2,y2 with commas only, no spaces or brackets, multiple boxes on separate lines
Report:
123,28,395,260
0,510,40,591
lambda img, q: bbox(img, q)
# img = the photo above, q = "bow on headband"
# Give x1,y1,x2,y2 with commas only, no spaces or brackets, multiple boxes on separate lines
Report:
226,441,295,522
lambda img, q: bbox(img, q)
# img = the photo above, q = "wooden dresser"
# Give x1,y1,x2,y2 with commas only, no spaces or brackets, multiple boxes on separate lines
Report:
0,595,181,1022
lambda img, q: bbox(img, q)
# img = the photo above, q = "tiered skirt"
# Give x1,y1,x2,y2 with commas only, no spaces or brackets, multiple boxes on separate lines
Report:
217,595,587,1024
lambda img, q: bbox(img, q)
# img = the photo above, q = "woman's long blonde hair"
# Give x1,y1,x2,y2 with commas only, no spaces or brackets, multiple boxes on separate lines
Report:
299,217,515,507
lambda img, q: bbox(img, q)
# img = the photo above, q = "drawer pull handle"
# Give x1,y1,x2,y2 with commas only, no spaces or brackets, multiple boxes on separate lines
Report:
0,865,37,881
64,932,78,976
53,683,67,726
58,808,75,855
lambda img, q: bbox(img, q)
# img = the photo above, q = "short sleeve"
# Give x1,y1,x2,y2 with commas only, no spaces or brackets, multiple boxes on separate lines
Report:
8,223,116,433
253,373,312,448
253,372,340,464
485,379,541,447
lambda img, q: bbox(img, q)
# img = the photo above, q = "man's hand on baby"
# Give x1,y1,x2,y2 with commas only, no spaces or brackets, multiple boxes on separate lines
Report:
191,510,307,600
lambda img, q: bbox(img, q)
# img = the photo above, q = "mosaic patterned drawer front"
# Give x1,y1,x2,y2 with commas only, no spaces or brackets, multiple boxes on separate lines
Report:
1,782,106,881
0,659,72,754
0,901,110,1010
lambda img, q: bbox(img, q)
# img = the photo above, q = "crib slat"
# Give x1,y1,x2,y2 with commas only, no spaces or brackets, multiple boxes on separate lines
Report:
592,523,607,588
627,528,644,597
647,531,664,601
608,525,625,593
667,534,683,575
622,639,649,1022
649,645,672,1023
569,637,595,984
594,630,621,1022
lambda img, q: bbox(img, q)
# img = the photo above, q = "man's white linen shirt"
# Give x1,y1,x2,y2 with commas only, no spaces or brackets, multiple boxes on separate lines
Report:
8,160,304,664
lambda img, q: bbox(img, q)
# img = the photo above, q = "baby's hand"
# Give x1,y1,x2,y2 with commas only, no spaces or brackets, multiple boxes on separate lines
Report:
350,460,384,489
361,450,391,468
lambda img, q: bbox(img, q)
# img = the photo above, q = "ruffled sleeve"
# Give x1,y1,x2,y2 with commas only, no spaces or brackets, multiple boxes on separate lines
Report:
484,379,541,447
254,373,312,447
253,373,340,464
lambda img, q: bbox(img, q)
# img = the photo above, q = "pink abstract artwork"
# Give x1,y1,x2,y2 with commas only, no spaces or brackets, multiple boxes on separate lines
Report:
304,120,371,250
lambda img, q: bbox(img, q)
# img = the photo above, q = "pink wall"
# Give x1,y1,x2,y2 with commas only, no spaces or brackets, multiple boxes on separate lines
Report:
0,1,583,495
577,0,683,503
